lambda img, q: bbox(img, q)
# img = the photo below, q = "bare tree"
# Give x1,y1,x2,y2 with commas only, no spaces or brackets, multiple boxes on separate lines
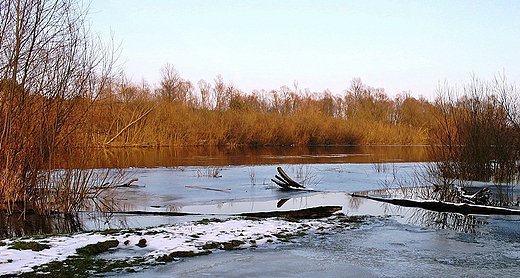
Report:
198,79,212,109
156,63,194,105
0,0,117,214
213,74,228,110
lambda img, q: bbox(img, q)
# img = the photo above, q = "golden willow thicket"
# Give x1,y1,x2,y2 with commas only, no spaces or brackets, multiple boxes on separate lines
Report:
0,0,121,215
93,66,435,148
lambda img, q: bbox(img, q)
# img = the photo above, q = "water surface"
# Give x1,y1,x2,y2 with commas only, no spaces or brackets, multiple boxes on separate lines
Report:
3,146,520,277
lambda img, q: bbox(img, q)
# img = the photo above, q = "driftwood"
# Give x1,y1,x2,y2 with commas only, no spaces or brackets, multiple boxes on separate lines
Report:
117,178,140,187
185,185,231,192
95,178,141,189
351,194,520,215
433,184,491,205
242,205,342,219
115,205,342,219
104,107,155,145
277,198,290,208
272,167,306,190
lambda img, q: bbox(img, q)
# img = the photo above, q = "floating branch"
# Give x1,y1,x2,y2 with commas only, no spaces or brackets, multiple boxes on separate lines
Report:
185,185,231,192
272,167,306,190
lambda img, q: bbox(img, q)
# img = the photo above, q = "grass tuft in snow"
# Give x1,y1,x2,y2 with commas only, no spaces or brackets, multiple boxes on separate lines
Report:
9,241,50,252
76,240,119,257
195,218,224,225
201,239,245,251
26,256,146,278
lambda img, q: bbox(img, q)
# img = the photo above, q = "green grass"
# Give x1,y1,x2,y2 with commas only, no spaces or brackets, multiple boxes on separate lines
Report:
75,240,119,256
195,218,223,225
9,241,50,252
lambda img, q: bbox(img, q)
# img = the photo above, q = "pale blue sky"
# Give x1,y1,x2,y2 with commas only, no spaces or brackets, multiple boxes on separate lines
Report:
89,0,520,98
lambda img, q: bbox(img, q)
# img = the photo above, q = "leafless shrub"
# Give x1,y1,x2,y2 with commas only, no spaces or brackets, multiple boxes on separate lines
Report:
292,165,322,187
196,167,223,178
248,167,256,186
371,156,388,173
33,168,126,215
428,75,520,205
0,0,118,215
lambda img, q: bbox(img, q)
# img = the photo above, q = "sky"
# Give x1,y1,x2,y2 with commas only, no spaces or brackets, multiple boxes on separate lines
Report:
88,0,520,98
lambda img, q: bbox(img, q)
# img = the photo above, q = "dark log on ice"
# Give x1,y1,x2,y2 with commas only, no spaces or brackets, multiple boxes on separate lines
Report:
272,167,306,190
351,194,520,215
116,205,342,219
113,210,195,216
241,205,342,219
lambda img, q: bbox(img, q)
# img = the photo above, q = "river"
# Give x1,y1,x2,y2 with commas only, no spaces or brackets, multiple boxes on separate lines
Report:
2,146,520,277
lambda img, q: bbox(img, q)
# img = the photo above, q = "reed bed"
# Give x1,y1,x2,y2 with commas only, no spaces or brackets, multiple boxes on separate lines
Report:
88,76,434,147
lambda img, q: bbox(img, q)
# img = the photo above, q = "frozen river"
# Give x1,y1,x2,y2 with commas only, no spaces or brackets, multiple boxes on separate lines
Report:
102,163,520,278
2,146,520,277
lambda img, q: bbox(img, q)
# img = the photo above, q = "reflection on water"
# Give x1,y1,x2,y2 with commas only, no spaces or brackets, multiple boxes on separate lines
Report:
89,145,430,168
4,145,515,238
0,213,83,237
1,190,515,238
408,209,487,234
348,193,491,234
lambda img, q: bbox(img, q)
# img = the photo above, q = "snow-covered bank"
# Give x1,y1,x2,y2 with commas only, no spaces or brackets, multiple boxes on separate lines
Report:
1,215,363,276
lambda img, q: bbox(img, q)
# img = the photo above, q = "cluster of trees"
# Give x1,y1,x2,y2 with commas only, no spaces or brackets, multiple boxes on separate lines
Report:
92,66,435,147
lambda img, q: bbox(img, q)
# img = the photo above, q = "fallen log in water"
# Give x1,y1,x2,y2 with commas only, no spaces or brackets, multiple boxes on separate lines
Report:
351,194,520,215
242,206,342,219
185,185,232,192
113,205,342,219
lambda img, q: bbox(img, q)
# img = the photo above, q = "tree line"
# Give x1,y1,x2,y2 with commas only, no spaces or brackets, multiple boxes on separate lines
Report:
92,65,435,147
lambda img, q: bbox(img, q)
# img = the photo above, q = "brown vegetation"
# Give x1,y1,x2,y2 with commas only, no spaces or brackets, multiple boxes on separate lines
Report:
0,0,120,215
427,76,520,205
90,72,435,148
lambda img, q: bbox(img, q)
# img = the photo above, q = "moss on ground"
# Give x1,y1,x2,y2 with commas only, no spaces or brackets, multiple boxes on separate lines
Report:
202,239,245,250
10,256,147,278
75,239,119,256
8,241,50,252
195,218,223,225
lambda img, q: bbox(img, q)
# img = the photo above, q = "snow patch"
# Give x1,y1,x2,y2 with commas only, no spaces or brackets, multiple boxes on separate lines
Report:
0,217,334,276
